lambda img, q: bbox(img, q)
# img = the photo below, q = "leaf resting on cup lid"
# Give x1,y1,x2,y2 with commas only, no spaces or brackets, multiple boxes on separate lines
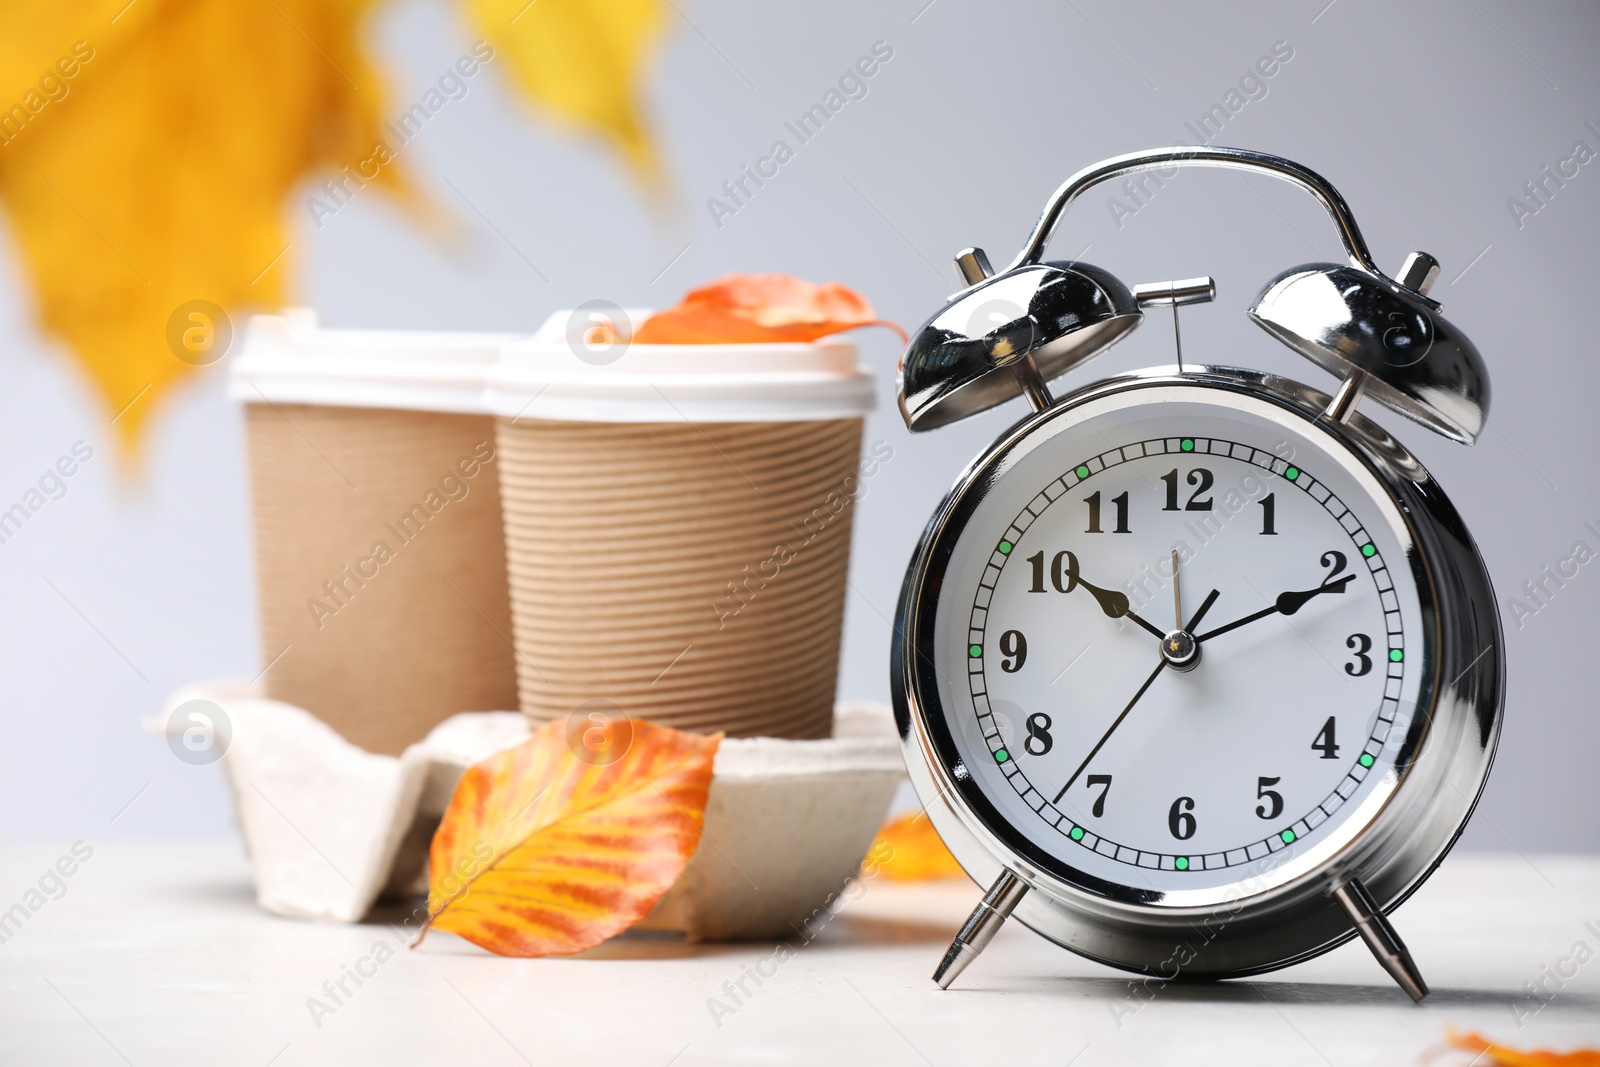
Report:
634,273,906,345
413,719,720,957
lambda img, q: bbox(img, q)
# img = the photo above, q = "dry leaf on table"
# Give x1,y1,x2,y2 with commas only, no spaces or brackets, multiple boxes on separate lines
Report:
416,718,720,957
1447,1030,1600,1066
866,811,965,882
635,273,907,345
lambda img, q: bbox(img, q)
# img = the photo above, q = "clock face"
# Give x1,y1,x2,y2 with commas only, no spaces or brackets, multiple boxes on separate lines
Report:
926,384,1428,904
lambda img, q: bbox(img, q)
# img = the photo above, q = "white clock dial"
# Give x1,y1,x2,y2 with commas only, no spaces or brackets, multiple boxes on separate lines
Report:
932,388,1427,902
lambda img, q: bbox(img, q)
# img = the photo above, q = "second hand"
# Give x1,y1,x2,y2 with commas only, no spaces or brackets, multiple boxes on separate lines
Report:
1051,656,1166,804
1050,586,1220,807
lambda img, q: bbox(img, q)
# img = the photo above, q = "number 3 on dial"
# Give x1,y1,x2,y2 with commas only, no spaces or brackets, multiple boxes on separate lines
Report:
1345,633,1373,676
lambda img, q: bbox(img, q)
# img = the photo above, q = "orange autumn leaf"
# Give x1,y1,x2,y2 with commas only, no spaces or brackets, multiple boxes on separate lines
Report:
417,718,720,957
0,0,412,460
1447,1031,1600,1067
635,273,907,345
867,811,965,882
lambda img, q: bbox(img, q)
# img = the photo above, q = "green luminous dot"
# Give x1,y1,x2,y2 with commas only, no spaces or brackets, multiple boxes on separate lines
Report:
998,540,1013,555
995,748,1010,764
969,644,982,658
1070,826,1085,841
1362,543,1377,558
1180,438,1195,452
1359,753,1376,768
1075,465,1090,479
1285,466,1300,481
1175,856,1190,871
1389,648,1403,662
1280,829,1296,844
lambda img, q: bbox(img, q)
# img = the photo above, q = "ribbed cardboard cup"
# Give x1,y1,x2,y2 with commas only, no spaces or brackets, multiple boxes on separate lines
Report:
497,418,862,739
234,311,518,754
488,311,876,740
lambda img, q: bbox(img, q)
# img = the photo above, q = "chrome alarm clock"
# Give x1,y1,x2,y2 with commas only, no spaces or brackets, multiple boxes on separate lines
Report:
891,147,1502,999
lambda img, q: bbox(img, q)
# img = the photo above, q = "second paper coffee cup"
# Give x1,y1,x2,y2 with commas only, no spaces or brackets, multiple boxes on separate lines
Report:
486,308,877,739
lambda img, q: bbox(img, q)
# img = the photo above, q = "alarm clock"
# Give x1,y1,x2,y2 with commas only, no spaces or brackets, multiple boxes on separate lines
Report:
891,147,1502,1000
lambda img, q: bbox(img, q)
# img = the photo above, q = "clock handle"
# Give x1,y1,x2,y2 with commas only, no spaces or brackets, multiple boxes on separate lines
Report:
933,868,1029,989
1006,147,1397,290
1334,878,1429,1002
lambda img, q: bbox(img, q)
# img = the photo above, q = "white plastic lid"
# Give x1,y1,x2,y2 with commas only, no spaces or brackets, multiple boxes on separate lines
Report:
483,309,876,423
229,308,517,415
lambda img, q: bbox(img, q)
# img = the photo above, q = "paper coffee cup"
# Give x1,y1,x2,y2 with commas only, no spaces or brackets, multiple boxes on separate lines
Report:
486,310,877,739
231,310,520,754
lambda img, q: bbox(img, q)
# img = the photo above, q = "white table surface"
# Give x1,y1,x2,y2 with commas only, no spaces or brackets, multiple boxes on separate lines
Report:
1,841,1596,1065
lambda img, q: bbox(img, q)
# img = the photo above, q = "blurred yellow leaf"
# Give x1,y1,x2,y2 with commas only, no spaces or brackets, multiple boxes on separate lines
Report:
461,0,666,185
0,0,668,458
0,0,408,458
866,811,966,882
419,718,720,957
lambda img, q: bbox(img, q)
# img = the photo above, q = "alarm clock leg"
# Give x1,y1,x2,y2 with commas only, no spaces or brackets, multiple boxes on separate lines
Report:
933,869,1029,989
1333,878,1429,1002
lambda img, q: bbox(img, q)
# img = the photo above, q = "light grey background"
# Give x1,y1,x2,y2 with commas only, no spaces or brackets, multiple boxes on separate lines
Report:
0,0,1594,853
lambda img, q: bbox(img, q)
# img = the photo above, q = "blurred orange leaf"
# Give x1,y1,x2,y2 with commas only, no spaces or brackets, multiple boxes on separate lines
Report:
1448,1030,1600,1066
636,273,907,345
866,811,965,882
418,718,720,957
0,0,411,459
461,0,665,187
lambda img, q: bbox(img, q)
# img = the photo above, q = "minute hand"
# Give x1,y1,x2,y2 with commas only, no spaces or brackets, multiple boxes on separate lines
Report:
1194,575,1355,644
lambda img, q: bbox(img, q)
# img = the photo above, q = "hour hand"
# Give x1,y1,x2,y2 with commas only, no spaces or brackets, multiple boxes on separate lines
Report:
1075,577,1165,641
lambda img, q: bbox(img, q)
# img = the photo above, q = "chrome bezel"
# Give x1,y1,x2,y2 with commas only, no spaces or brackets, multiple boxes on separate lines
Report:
892,365,1503,978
